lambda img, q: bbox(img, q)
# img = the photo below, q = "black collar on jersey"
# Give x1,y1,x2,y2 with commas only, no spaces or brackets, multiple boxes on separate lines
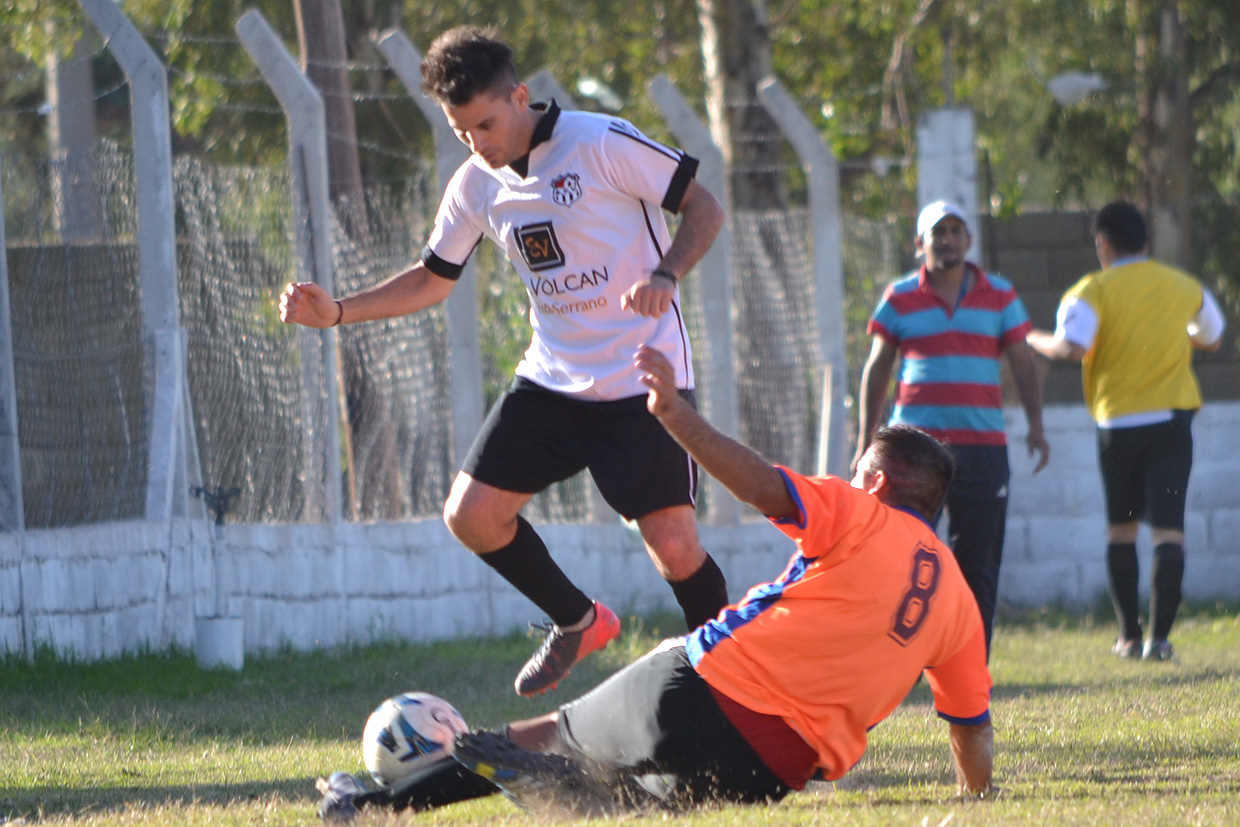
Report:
508,99,562,179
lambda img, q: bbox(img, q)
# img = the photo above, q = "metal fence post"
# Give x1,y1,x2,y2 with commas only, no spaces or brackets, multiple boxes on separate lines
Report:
237,9,343,525
756,77,848,479
374,29,485,473
647,75,740,526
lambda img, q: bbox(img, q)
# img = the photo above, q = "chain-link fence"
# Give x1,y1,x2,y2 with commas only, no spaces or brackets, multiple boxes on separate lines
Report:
2,7,918,531
4,141,149,528
2,136,904,529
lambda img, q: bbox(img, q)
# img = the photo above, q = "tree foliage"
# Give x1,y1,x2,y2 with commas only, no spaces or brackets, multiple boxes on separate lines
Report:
3,0,1239,238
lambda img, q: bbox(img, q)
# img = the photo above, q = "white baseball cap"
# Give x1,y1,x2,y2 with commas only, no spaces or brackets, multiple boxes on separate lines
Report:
916,200,969,239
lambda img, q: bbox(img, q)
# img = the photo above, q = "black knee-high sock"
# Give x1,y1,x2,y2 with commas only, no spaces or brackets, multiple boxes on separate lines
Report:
1150,542,1185,641
669,553,729,630
1106,542,1142,641
479,516,594,628
356,756,498,813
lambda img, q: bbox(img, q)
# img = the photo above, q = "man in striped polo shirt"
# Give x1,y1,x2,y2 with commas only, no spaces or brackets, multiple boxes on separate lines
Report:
853,201,1050,654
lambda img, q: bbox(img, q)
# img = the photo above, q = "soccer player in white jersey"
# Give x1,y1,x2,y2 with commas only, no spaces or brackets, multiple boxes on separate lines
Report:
280,25,728,696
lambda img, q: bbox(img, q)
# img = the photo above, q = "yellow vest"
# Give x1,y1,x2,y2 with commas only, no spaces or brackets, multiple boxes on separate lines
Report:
1064,259,1204,422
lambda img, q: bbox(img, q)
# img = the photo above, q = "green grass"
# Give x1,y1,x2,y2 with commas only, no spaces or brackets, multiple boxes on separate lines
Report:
2,605,1239,826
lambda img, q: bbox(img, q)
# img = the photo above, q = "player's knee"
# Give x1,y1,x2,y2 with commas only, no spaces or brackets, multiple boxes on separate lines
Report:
645,534,705,581
442,492,487,550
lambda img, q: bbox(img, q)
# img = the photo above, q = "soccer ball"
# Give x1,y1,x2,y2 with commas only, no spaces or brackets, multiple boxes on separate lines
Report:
362,692,469,787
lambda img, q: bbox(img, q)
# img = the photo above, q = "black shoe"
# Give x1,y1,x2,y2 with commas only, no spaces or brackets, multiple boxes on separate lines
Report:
452,730,620,816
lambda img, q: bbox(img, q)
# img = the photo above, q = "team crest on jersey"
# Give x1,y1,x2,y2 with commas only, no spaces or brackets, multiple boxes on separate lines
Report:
514,221,566,271
550,172,582,207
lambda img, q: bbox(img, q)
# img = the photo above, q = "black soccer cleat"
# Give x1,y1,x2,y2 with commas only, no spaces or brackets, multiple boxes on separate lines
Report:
451,730,621,816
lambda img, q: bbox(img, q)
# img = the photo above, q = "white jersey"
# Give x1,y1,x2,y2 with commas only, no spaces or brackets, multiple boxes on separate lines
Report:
423,102,697,401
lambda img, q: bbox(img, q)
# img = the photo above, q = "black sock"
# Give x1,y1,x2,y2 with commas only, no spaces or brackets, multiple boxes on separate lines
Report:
357,756,499,813
669,553,729,630
478,516,594,628
1150,542,1185,641
1106,542,1142,641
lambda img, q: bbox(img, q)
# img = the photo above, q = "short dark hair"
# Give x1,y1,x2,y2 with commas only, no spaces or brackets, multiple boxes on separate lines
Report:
865,425,954,519
420,26,519,107
1093,200,1147,255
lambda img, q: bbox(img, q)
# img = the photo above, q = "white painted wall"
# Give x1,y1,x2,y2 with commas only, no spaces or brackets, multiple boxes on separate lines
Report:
3,401,1237,661
1000,401,1240,608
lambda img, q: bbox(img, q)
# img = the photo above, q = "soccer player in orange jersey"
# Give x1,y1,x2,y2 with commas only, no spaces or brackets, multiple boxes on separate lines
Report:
318,347,994,819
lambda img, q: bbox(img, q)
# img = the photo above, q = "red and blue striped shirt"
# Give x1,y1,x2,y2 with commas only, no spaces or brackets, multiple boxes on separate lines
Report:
868,263,1031,446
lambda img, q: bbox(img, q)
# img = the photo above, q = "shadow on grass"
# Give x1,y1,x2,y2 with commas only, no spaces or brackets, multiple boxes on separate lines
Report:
1,777,321,820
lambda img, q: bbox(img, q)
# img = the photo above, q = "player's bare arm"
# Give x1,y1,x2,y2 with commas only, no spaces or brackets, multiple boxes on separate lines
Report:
636,345,796,520
279,261,456,328
1004,341,1050,473
620,179,724,318
950,719,995,797
852,336,899,475
1025,328,1087,362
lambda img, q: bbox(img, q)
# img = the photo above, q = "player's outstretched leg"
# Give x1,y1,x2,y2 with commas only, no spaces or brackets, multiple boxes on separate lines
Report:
514,601,620,697
451,730,641,816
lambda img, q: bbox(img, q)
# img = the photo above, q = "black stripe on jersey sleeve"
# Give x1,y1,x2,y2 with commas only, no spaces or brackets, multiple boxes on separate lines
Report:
606,121,681,162
640,202,666,260
662,154,699,214
605,122,700,212
421,239,481,281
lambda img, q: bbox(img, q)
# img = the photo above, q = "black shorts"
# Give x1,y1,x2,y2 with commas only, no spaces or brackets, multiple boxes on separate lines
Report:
1097,410,1194,530
463,378,698,521
556,643,790,805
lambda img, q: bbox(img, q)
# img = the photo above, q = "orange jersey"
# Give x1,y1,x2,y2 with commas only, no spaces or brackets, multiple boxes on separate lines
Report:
686,469,992,780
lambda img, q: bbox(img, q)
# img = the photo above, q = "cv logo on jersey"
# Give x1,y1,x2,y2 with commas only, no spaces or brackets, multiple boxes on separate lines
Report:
550,172,582,207
514,221,566,272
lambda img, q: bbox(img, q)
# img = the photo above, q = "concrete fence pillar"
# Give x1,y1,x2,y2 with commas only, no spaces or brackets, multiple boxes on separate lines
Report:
237,9,344,526
374,29,485,474
756,77,848,478
648,75,741,526
77,0,200,522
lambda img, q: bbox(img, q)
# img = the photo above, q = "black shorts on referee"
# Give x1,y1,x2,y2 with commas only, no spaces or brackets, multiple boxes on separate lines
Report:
1097,409,1194,530
463,377,698,521
556,642,791,805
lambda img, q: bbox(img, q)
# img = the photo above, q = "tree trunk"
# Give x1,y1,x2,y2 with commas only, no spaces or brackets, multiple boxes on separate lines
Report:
294,0,365,227
1131,0,1193,268
696,0,785,208
46,34,102,241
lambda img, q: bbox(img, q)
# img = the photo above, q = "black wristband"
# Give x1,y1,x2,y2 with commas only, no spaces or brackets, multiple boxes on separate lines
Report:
332,299,344,327
650,268,678,285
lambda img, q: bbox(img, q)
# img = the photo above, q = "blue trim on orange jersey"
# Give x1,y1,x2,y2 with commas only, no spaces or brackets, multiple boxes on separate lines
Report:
686,471,811,666
937,709,991,726
770,467,808,531
892,505,935,531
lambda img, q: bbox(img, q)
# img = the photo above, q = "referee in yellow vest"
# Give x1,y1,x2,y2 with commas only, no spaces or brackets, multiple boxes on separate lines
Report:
1027,200,1225,662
